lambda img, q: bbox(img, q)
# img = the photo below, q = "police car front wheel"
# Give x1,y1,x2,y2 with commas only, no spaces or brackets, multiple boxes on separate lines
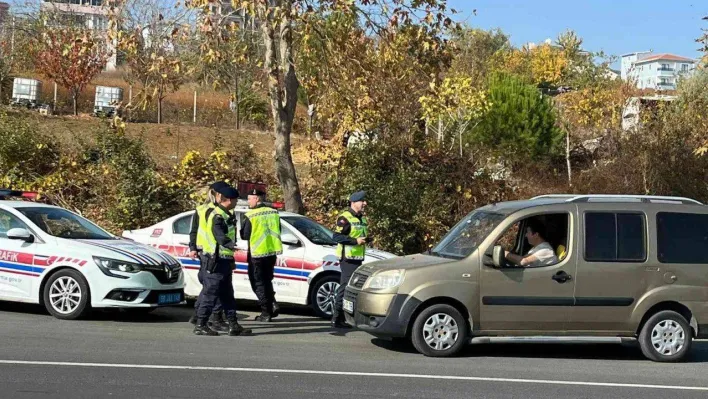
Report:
43,269,91,320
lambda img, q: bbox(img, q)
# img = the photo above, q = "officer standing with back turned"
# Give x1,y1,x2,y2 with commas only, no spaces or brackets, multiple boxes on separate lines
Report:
241,189,283,322
194,182,251,336
331,190,369,329
188,182,227,331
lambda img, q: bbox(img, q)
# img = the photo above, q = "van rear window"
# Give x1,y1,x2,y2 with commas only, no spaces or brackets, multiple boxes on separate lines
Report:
584,212,646,262
657,212,708,264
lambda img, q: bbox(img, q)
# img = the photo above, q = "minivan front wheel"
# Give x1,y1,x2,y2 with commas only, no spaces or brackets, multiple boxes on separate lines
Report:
639,310,693,362
411,304,468,357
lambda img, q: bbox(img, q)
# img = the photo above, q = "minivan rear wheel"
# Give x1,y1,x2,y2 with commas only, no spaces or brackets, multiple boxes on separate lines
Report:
411,304,468,357
638,310,692,362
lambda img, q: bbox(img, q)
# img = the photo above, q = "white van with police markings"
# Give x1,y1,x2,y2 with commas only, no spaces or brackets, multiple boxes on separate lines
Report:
0,190,185,319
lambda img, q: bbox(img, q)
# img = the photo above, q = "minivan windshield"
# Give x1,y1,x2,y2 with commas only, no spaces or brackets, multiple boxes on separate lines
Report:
430,210,505,259
18,207,114,240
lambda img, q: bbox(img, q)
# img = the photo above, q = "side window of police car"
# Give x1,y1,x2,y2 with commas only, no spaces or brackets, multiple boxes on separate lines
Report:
173,215,192,235
0,210,28,239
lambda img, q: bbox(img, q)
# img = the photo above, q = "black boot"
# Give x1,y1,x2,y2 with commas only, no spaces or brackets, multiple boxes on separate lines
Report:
331,313,352,329
209,311,229,332
228,319,252,336
254,311,272,322
271,301,280,318
193,321,219,336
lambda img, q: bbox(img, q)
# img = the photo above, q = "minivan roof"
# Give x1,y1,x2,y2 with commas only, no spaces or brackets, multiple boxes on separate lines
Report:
479,194,704,215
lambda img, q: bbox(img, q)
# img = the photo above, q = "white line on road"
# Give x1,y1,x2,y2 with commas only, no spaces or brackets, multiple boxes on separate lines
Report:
0,359,706,392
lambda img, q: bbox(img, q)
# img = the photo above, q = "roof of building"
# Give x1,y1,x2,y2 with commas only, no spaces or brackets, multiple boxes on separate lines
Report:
635,53,696,64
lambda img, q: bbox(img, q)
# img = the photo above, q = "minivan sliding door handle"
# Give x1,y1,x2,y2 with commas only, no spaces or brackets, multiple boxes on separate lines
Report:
552,270,572,283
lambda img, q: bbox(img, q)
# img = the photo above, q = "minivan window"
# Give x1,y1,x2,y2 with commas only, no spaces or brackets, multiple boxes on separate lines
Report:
584,212,646,262
657,212,708,264
430,210,505,259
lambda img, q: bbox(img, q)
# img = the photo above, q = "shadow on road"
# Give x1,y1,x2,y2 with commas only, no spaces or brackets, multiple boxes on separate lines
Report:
0,299,319,324
370,337,708,362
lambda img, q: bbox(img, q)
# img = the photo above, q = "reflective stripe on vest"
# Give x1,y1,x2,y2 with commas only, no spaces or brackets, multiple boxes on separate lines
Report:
335,210,368,260
195,203,214,250
246,206,282,258
203,206,236,259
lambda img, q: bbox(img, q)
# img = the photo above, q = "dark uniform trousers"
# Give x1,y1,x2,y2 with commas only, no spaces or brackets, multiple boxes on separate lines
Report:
194,254,222,314
196,257,237,323
248,254,277,312
332,259,361,321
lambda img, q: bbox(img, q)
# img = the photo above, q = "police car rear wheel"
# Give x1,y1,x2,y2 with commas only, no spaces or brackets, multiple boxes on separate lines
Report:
43,269,91,320
310,275,339,319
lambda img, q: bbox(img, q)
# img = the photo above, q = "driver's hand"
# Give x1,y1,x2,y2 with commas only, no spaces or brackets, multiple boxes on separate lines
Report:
356,237,367,245
189,250,198,259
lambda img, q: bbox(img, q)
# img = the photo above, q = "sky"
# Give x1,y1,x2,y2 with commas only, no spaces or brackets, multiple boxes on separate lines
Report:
448,0,708,68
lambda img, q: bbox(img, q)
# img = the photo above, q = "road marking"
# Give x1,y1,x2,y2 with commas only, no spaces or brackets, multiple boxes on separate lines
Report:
0,359,706,392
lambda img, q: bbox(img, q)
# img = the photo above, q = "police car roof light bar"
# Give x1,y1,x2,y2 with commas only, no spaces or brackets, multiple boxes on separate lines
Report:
0,189,39,201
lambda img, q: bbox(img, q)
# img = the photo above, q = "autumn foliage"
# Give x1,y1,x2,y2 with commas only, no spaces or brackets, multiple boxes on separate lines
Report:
31,26,109,115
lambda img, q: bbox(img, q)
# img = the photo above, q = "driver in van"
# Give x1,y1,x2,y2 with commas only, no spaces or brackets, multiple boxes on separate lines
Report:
504,219,558,267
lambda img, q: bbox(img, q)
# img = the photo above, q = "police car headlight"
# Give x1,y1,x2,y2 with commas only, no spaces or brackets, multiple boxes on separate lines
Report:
93,257,144,274
363,269,405,290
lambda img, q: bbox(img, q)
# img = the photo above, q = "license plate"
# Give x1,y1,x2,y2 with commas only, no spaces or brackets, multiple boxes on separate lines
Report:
343,299,354,314
158,292,182,305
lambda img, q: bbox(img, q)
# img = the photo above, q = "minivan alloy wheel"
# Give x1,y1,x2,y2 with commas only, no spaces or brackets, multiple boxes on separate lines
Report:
49,276,82,314
422,313,459,351
651,319,685,356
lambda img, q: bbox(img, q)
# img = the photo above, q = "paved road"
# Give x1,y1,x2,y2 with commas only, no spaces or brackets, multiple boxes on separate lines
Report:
1,301,708,399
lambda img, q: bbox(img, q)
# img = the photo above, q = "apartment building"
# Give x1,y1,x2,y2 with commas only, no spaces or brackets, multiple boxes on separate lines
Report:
621,52,696,91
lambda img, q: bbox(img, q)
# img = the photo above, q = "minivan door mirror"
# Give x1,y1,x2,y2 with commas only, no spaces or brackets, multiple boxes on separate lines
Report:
492,245,504,268
7,228,34,243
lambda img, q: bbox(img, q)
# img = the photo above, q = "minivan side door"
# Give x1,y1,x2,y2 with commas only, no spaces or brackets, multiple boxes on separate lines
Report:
568,205,650,333
478,205,577,333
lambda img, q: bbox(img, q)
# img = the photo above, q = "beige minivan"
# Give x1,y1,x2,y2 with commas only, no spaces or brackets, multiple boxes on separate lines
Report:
343,194,708,362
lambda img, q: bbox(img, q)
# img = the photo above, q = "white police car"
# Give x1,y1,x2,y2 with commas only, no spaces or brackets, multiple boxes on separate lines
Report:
122,203,396,318
0,190,185,320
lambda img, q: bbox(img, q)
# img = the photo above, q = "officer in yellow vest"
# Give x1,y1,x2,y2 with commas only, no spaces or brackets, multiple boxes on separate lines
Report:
188,182,226,330
240,189,283,322
194,182,252,336
331,190,369,329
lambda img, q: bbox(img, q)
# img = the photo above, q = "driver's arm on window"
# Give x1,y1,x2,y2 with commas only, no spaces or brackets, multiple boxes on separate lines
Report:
504,251,538,267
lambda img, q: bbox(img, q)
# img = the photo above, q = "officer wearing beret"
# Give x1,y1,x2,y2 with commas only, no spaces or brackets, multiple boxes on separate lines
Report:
188,181,226,330
331,190,369,329
194,182,251,336
241,188,282,322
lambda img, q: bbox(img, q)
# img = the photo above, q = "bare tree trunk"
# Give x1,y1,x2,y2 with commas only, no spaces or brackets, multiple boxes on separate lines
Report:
262,2,305,214
157,88,163,124
72,91,78,116
566,129,572,187
235,75,240,130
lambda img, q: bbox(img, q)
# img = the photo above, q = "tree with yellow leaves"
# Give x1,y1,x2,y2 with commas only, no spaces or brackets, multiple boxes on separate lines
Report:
420,75,491,156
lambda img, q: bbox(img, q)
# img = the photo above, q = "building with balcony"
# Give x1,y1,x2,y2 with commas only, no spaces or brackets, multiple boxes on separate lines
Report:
621,52,697,91
39,0,116,70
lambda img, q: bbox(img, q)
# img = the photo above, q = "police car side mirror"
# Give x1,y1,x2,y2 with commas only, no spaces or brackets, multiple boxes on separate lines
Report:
7,228,34,243
281,233,300,247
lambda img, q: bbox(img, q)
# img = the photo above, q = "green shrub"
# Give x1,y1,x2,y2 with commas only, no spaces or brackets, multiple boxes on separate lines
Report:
0,111,60,181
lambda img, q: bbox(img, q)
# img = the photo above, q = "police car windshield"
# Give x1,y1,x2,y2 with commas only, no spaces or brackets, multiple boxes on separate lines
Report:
430,210,505,259
281,216,337,246
18,207,114,240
